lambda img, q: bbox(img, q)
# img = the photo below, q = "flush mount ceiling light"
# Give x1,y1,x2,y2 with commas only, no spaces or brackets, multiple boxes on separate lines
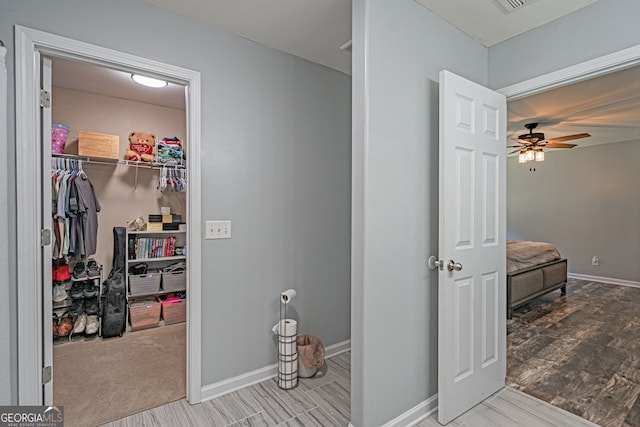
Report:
131,74,168,88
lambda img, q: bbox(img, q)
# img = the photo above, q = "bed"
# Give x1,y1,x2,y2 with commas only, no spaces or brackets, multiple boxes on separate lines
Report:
507,240,567,318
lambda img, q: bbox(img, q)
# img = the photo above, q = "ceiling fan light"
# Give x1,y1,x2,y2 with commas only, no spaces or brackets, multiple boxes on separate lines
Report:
525,149,535,161
518,152,527,163
535,150,545,162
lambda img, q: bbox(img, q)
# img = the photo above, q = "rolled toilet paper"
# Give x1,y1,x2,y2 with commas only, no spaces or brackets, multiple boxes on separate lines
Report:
273,319,297,336
280,289,297,304
279,338,297,357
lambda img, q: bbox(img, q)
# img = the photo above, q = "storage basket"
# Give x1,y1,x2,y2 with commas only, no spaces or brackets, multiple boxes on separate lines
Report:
129,272,161,296
162,270,186,292
51,123,69,154
161,297,186,324
129,297,161,329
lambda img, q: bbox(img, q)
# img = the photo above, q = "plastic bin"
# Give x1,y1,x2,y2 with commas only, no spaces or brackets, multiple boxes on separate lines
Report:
162,270,186,292
129,297,161,329
129,272,161,296
51,123,69,154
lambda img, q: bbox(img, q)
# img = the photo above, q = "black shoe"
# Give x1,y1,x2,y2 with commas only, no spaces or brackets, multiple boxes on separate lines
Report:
83,281,98,298
86,258,101,279
70,282,84,299
85,297,99,315
72,260,87,282
68,299,84,317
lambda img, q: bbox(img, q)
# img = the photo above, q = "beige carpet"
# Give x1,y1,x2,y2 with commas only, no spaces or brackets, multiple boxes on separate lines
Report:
53,322,186,427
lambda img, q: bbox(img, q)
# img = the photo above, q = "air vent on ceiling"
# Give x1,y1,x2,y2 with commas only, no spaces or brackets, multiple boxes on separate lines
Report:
495,0,537,13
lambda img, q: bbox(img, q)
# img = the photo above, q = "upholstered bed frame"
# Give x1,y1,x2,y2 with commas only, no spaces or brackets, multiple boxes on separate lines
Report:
507,258,567,319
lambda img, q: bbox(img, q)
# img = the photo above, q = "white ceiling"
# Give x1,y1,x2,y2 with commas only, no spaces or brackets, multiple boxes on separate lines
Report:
508,65,640,151
139,0,599,74
143,0,353,75
51,57,186,110
415,0,599,47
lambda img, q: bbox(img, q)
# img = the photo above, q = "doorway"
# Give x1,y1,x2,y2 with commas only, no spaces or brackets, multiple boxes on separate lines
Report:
15,26,203,412
498,43,640,425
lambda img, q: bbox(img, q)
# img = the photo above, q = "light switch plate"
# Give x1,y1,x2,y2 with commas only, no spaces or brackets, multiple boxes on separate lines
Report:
206,220,231,239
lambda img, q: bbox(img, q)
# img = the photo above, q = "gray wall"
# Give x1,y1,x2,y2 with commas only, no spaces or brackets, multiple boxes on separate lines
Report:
351,0,487,425
507,141,640,282
489,0,640,89
490,0,640,282
0,0,351,402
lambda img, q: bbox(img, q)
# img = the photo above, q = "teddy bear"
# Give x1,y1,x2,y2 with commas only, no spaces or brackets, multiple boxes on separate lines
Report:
125,131,156,162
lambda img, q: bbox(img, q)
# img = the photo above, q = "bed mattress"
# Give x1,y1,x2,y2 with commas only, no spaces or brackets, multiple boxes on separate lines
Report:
507,240,561,274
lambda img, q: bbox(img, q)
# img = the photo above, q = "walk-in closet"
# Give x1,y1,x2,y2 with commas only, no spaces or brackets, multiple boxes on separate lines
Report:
47,56,189,425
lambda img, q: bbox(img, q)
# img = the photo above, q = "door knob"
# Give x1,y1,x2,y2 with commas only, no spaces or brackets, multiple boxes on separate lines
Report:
428,256,444,271
447,260,462,272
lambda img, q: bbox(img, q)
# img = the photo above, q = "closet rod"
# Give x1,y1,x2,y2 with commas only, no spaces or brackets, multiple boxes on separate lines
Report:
52,153,185,170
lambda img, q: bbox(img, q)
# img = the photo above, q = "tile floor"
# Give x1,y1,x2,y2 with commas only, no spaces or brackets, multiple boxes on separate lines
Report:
508,278,640,427
106,278,638,426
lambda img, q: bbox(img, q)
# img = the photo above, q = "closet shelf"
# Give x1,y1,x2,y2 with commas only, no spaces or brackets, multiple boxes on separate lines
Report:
52,153,185,169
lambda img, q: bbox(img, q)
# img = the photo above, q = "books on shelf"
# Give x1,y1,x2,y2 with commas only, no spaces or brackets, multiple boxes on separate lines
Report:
132,236,177,259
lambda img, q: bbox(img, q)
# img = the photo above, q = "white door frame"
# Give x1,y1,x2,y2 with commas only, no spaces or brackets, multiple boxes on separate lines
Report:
15,26,203,405
497,44,640,100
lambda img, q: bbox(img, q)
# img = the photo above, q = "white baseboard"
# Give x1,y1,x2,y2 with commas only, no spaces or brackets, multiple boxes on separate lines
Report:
568,273,640,288
381,394,438,427
200,339,350,402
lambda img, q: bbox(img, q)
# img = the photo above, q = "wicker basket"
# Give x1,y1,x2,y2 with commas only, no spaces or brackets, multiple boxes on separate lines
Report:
162,270,186,292
129,272,161,296
129,297,161,329
161,298,186,324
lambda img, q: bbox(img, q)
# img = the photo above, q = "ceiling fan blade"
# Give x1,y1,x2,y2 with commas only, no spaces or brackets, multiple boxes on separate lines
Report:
544,142,577,149
544,133,591,144
507,145,525,148
510,138,533,145
508,149,523,154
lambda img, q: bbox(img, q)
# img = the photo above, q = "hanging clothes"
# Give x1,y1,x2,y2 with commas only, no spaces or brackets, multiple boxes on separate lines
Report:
74,173,101,257
51,158,101,260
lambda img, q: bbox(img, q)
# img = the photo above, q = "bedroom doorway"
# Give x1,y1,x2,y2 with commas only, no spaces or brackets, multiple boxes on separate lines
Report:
498,45,640,426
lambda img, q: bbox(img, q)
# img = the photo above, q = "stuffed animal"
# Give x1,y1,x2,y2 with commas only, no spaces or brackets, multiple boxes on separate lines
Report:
125,131,156,162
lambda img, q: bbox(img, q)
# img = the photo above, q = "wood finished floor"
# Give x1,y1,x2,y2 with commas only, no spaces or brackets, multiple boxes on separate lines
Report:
508,278,640,427
104,348,596,427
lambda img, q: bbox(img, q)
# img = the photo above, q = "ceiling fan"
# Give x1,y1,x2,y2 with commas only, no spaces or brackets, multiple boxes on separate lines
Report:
508,122,591,164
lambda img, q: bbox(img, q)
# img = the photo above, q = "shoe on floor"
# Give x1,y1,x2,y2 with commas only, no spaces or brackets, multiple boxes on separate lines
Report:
52,315,58,336
85,315,99,335
52,282,67,303
73,313,87,334
72,260,87,282
86,258,101,279
57,317,73,336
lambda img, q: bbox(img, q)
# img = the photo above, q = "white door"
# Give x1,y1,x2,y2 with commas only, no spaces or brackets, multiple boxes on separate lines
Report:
41,56,54,404
437,70,506,424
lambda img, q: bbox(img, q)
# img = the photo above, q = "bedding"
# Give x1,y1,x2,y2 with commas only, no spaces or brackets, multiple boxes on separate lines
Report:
507,240,561,274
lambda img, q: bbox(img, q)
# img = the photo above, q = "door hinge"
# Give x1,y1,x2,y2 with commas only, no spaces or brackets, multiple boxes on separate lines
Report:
40,89,51,108
41,229,51,246
42,366,52,384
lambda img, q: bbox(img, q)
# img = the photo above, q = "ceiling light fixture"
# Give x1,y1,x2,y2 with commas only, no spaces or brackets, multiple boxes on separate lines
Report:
518,151,527,164
131,74,168,88
525,149,535,162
